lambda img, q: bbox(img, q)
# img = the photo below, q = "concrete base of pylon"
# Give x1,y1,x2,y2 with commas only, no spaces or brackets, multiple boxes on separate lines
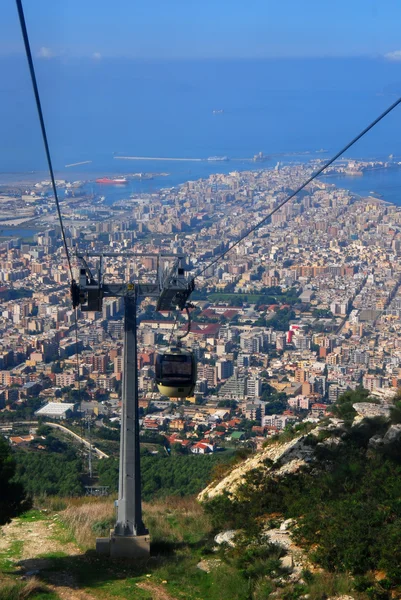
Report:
96,532,151,558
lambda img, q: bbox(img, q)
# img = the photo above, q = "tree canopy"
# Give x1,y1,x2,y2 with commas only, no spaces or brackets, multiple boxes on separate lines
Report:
0,437,31,525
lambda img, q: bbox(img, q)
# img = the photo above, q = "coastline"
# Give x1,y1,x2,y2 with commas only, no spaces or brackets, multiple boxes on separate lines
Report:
1,157,401,240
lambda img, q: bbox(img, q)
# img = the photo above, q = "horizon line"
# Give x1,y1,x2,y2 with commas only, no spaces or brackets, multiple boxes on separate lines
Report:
0,52,395,62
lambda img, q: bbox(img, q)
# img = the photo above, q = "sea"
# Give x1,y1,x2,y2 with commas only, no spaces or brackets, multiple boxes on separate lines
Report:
1,56,401,208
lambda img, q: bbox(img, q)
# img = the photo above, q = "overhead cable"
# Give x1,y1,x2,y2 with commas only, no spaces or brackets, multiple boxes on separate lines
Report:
15,0,73,278
195,96,401,279
16,0,83,421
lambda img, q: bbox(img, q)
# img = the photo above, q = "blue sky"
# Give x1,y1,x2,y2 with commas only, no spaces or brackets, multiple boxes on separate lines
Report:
2,0,401,60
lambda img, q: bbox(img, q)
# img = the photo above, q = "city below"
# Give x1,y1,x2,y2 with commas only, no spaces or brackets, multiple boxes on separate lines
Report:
0,156,401,451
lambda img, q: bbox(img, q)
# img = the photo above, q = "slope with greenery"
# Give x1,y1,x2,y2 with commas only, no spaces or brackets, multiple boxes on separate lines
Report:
0,437,31,525
203,390,401,598
12,449,84,497
5,390,401,598
98,451,234,500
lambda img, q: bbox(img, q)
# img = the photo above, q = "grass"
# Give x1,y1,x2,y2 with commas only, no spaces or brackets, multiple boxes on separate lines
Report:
306,572,356,599
36,552,69,560
55,497,300,600
18,510,48,523
54,496,253,599
0,578,56,600
61,498,115,550
0,497,372,600
0,540,24,570
60,495,212,551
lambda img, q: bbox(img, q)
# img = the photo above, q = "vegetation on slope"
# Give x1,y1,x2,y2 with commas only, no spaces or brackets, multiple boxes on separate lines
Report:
9,425,234,500
0,437,31,525
98,451,234,500
5,390,401,598
203,390,401,598
12,442,84,497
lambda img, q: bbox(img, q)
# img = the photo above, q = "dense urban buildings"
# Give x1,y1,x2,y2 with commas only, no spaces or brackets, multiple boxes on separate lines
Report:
1,158,401,445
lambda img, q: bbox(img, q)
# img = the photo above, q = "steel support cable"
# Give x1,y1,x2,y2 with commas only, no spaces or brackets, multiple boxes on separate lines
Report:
16,0,84,424
194,96,401,280
15,0,73,278
73,308,83,417
168,312,180,346
168,305,192,345
177,306,192,340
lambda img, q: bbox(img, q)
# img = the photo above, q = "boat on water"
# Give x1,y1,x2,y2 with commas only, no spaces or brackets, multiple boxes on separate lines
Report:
96,177,128,184
207,156,229,161
253,151,270,162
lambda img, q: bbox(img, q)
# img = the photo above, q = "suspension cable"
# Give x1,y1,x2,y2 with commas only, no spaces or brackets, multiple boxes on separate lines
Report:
177,306,192,340
15,0,73,279
194,96,401,279
168,312,180,346
15,0,84,430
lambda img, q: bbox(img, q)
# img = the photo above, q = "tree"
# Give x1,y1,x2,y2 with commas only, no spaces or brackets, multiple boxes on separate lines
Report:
332,387,370,422
0,438,31,525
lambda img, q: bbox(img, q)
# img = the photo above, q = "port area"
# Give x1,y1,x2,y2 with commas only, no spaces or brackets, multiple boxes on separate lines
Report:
114,153,269,162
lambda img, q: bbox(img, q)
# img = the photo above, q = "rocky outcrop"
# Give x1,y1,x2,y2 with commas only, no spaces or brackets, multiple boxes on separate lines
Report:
198,434,314,502
214,530,237,547
383,423,401,444
352,402,391,419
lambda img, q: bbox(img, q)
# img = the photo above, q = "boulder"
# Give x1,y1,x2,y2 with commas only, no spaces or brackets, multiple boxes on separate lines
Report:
383,424,401,445
352,403,391,419
197,559,221,573
368,434,384,449
264,528,292,549
280,555,293,570
280,518,294,531
214,530,237,547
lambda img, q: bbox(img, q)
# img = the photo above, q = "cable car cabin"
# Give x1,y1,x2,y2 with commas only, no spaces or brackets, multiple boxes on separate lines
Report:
155,348,197,399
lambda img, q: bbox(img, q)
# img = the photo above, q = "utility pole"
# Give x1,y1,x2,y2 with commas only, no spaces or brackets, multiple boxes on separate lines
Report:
87,416,93,480
72,253,193,558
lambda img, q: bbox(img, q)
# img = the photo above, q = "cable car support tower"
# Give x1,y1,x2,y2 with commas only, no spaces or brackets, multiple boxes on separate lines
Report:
72,252,194,558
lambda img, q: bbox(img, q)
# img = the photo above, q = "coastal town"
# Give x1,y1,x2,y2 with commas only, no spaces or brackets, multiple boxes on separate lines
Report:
1,158,401,454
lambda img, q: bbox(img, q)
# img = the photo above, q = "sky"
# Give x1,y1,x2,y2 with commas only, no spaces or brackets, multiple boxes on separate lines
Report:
2,0,401,60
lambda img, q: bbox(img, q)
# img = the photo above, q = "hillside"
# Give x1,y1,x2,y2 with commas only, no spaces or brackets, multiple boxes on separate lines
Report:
199,393,401,598
2,391,401,599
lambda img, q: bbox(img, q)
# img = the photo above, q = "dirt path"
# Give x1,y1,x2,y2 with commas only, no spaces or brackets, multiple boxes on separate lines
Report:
0,514,80,562
137,581,178,600
0,512,178,600
47,581,97,600
0,512,96,599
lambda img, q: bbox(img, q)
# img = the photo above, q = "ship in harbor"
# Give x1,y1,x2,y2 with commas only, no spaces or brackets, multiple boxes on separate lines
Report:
95,177,128,184
253,151,270,162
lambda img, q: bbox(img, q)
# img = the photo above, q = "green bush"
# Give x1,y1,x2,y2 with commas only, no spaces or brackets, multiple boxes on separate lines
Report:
0,437,31,525
98,452,233,500
12,449,83,497
92,517,114,536
204,389,401,591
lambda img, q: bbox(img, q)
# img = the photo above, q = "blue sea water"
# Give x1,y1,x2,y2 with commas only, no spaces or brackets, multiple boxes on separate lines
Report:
1,57,401,204
2,57,401,168
321,168,401,206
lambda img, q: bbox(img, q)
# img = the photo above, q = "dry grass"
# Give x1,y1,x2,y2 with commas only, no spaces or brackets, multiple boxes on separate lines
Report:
62,499,115,550
144,496,212,545
60,495,212,551
307,572,355,599
0,576,52,600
